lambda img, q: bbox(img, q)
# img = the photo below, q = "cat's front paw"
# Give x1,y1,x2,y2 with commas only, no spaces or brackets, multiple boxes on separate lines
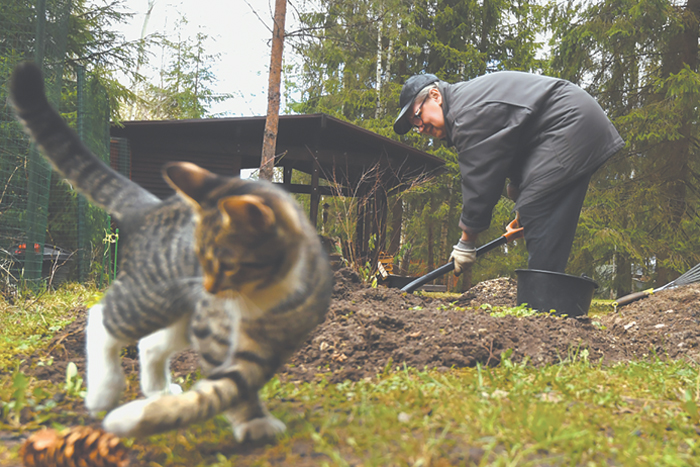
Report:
102,399,150,437
85,303,127,416
85,371,126,416
232,414,286,443
142,382,183,398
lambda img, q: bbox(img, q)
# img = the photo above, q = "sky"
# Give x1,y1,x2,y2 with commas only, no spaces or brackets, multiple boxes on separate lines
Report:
114,0,291,117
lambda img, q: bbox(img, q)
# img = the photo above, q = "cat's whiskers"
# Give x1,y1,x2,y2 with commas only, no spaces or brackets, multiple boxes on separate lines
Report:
237,254,306,315
237,289,280,319
235,294,265,320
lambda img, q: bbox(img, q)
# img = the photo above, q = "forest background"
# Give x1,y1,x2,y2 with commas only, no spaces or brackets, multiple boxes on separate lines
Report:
4,0,700,298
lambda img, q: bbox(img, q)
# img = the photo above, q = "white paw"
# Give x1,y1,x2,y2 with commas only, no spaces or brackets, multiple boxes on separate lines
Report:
103,399,150,437
85,374,126,416
233,415,286,443
138,317,191,398
85,304,127,416
142,382,183,398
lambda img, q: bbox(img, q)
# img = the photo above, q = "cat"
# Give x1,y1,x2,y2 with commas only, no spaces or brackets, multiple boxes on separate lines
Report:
9,62,333,440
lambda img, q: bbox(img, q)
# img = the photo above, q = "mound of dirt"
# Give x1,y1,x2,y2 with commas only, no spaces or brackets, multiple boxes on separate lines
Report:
283,271,611,383
454,276,518,308
14,269,700,387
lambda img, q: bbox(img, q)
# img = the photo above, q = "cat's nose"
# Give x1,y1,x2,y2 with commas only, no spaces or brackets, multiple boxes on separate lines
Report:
203,273,220,294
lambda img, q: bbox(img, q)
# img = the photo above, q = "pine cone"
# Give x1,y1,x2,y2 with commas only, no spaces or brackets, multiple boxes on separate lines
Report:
20,426,130,467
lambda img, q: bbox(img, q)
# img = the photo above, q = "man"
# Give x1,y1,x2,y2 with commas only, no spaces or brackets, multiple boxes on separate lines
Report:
394,72,623,275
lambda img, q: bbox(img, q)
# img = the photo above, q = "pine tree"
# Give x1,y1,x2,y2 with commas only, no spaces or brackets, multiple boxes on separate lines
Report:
288,0,544,288
129,16,231,120
548,0,700,295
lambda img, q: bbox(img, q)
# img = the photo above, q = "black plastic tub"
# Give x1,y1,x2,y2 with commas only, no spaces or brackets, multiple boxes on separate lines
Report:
515,269,598,318
386,274,417,289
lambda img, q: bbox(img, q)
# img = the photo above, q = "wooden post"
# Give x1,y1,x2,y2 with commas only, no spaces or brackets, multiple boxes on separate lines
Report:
377,188,388,254
283,166,293,187
231,155,241,177
388,195,402,255
259,0,286,181
355,188,367,262
364,194,374,261
461,265,472,293
310,160,320,228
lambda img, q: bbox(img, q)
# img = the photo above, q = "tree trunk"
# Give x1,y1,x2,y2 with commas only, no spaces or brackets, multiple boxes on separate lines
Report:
386,36,393,90
614,252,632,298
399,245,412,276
374,11,383,119
260,0,287,181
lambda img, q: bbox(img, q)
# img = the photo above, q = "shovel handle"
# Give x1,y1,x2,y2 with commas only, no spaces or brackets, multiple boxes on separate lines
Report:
613,288,654,308
504,216,524,241
400,217,523,294
400,262,456,293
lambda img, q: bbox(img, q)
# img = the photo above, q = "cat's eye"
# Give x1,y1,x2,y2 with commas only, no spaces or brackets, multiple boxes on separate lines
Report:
240,262,272,269
219,259,239,271
221,261,269,277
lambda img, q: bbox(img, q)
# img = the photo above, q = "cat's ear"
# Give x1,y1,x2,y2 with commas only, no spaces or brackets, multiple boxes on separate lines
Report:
163,162,218,207
219,195,275,231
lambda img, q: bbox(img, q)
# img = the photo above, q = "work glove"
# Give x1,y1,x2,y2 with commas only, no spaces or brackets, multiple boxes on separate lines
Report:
450,239,476,276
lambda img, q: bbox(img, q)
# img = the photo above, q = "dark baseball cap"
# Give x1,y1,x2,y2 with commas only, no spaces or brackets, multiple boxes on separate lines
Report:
393,74,440,135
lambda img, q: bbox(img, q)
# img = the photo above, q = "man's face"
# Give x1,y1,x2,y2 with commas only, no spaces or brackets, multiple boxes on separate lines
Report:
411,89,446,139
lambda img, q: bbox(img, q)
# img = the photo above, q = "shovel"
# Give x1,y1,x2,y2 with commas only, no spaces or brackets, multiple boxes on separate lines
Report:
401,217,524,294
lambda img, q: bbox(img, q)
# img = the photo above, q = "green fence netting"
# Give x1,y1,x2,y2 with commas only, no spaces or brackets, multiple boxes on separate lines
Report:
0,0,113,290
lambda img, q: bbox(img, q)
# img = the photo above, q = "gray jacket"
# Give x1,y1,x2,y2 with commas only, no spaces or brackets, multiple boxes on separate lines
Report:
439,71,624,234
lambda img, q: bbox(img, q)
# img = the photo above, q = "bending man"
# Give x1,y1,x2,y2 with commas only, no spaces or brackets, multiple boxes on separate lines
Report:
393,72,624,274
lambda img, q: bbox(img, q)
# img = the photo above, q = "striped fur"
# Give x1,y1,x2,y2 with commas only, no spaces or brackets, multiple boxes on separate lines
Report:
10,62,333,440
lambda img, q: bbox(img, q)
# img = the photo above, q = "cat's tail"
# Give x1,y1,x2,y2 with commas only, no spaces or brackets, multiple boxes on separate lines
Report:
102,359,270,438
9,62,159,220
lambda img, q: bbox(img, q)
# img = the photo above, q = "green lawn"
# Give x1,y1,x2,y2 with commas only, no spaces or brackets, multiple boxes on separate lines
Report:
1,285,699,466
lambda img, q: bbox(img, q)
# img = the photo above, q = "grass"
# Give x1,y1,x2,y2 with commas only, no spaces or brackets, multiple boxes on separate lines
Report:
256,359,700,467
0,283,101,370
1,286,699,466
425,292,615,320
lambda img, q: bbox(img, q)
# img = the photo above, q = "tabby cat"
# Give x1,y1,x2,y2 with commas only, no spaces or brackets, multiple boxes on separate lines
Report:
9,62,333,440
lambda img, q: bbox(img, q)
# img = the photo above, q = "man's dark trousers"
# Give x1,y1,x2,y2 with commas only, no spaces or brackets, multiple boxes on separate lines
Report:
518,173,592,273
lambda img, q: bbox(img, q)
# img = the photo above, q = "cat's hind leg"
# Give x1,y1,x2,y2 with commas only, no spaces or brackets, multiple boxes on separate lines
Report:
138,313,191,398
85,304,130,415
225,393,286,442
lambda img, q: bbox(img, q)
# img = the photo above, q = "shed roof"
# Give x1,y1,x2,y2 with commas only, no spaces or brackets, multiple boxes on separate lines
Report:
111,113,446,200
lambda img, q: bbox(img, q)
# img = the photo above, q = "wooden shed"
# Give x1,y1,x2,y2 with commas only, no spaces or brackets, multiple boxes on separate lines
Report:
110,113,445,261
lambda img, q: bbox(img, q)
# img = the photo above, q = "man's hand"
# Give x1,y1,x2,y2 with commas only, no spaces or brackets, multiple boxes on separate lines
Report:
450,239,476,276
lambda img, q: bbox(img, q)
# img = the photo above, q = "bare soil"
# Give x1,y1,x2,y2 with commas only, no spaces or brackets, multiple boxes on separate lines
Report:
14,267,700,392
6,268,700,465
